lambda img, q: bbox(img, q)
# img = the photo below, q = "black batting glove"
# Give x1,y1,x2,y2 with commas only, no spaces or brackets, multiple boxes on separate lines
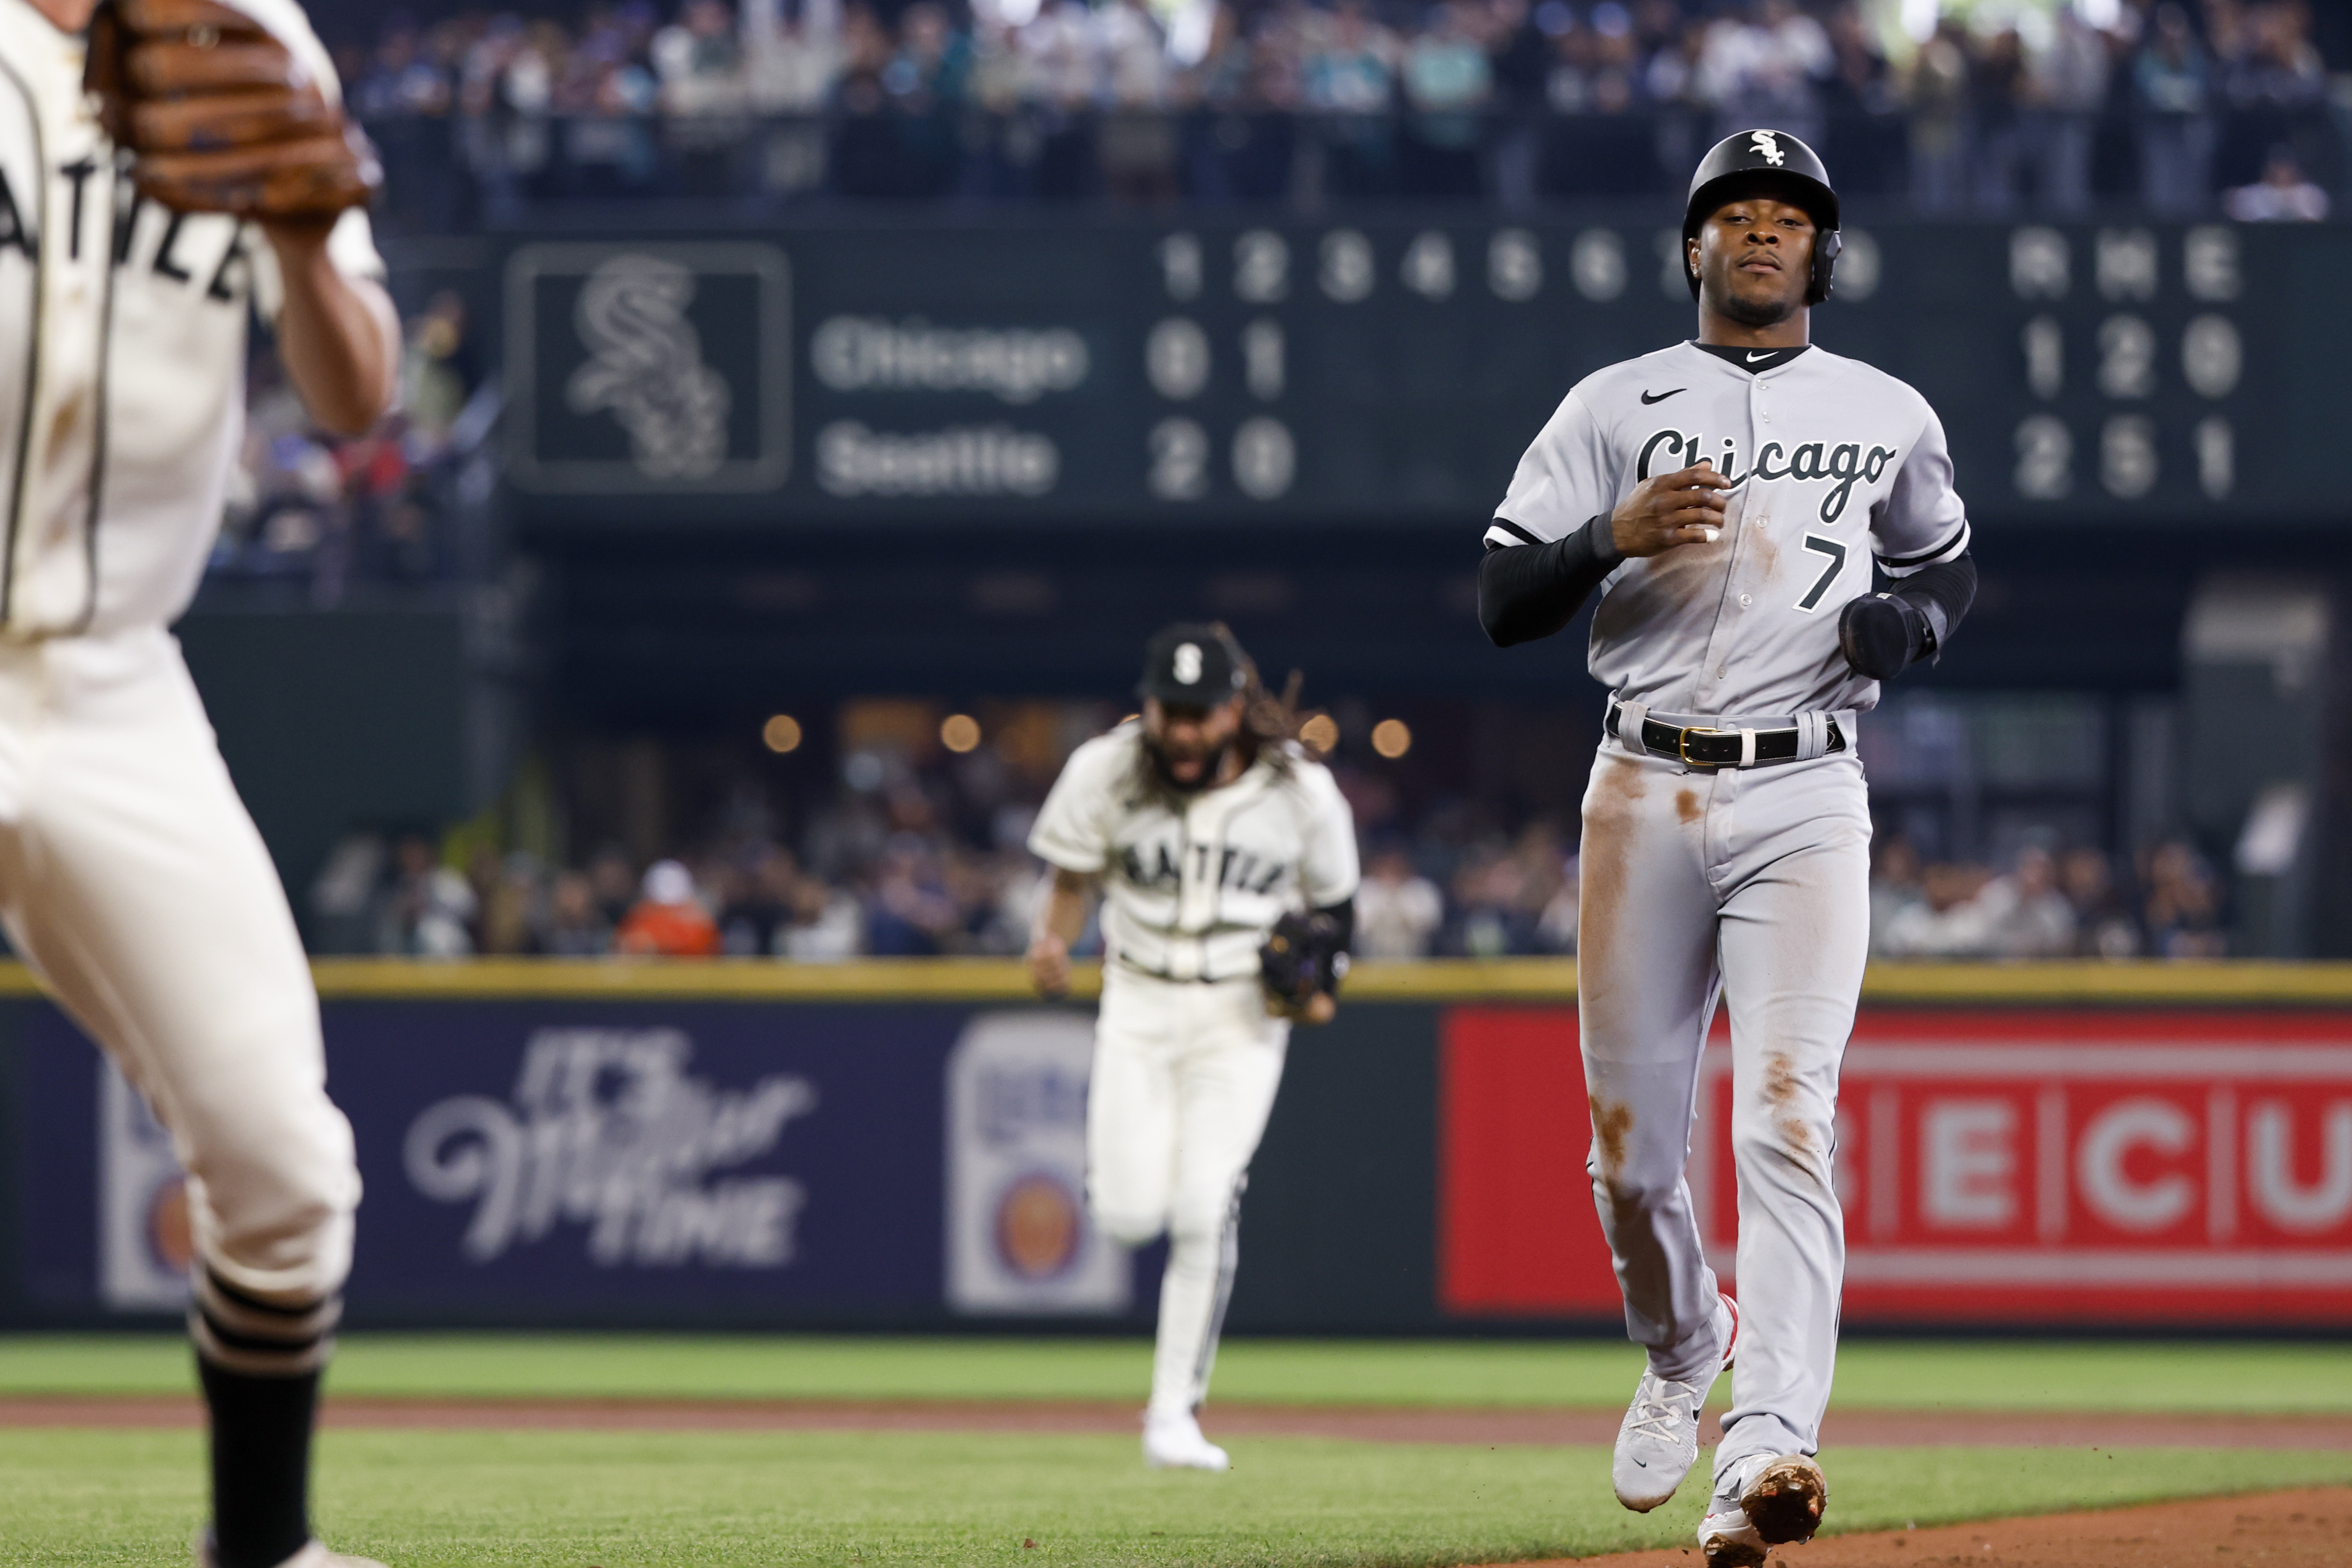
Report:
1838,592,1931,681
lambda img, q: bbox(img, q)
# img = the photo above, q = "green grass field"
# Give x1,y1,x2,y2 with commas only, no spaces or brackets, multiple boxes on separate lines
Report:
7,1431,2349,1568
8,1333,2352,1412
3,1335,2349,1566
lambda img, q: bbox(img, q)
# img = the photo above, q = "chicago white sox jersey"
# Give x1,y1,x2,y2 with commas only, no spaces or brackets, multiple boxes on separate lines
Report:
0,0,382,638
1487,341,1970,718
1029,724,1359,983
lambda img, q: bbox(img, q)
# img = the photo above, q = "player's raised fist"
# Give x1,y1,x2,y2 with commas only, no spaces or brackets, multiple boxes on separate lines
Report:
1609,462,1732,558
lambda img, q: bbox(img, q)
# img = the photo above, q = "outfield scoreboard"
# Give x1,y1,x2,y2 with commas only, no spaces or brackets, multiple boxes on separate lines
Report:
502,218,2345,529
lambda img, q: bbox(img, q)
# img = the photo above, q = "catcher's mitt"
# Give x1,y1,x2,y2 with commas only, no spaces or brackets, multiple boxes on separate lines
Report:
86,0,381,221
1260,909,1351,1012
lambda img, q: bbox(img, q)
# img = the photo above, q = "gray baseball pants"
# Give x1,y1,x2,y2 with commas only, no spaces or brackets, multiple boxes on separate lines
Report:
1576,733,1871,1485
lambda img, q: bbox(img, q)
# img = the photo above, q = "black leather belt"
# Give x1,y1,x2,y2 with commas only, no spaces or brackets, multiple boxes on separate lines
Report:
1112,956,1230,984
1610,705,1845,770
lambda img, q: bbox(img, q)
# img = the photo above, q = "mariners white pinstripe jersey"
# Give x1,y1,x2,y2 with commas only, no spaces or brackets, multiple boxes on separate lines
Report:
1488,340,1971,719
0,0,381,638
1029,724,1359,983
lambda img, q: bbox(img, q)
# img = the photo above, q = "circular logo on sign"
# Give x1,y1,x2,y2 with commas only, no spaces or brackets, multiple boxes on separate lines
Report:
146,1174,194,1275
994,1172,1082,1280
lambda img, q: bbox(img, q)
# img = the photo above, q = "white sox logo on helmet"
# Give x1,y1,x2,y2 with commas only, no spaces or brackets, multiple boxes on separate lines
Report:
1749,130,1785,166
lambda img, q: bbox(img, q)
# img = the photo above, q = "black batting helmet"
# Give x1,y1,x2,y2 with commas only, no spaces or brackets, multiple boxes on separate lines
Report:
1682,129,1842,305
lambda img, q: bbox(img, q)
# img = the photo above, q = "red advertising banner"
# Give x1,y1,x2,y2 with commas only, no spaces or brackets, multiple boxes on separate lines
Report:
1440,1006,2352,1326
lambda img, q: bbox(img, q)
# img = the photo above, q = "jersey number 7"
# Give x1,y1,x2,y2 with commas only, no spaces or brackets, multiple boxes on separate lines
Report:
1795,536,1846,613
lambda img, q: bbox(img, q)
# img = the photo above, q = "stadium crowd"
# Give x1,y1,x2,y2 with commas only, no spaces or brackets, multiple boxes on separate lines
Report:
210,291,490,598
314,737,2230,960
341,0,2344,212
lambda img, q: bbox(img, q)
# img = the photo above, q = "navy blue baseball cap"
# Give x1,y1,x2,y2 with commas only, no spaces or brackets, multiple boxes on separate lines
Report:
1137,623,1249,707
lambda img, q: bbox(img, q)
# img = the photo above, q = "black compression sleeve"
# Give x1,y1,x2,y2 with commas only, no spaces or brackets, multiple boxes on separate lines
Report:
1478,513,1624,647
1316,897,1355,957
1888,549,1977,655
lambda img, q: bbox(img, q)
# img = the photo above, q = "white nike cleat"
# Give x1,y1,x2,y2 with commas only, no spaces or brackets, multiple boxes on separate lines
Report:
1143,1407,1231,1471
1696,1451,1828,1567
1697,1500,1768,1568
197,1533,389,1568
1611,1293,1739,1512
1697,1454,1769,1568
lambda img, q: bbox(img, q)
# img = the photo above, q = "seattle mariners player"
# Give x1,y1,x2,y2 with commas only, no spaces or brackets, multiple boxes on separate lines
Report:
1479,130,1977,1566
1026,623,1358,1471
1,3,395,1566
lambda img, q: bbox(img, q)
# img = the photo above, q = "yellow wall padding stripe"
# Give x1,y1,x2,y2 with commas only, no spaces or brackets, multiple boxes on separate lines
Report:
0,958,2338,1006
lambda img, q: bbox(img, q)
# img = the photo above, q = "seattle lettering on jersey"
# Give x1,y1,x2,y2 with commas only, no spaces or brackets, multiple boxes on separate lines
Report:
0,164,253,307
1635,427,1900,524
1118,836,1290,898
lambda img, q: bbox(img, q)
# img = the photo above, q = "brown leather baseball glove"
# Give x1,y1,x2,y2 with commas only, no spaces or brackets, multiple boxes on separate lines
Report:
85,0,380,221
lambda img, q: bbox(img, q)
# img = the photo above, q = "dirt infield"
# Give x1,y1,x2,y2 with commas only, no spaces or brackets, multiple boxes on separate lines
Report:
3,1396,2349,1451
1545,1485,2352,1567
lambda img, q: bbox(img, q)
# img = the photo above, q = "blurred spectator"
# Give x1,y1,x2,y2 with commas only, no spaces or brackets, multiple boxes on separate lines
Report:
1695,0,1828,145
472,845,543,955
1974,846,2076,959
1968,27,2027,214
1402,0,1492,194
334,0,2345,215
1444,820,1569,956
375,834,479,956
2030,4,2112,215
539,870,614,955
1304,0,1396,113
1097,0,1179,201
2223,0,2328,184
1536,852,1580,953
1867,834,1923,953
2225,145,2329,218
1902,17,1970,214
654,0,748,115
1307,0,1400,194
355,23,454,117
866,838,964,954
2141,839,2227,958
2134,2,2214,214
1357,845,1444,958
1484,0,1551,207
343,717,2259,967
1876,861,1995,958
2059,847,2141,959
589,847,640,927
782,871,866,959
719,845,801,954
615,859,722,955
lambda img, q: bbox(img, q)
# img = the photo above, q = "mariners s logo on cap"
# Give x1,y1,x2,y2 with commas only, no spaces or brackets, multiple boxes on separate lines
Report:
1174,644,1203,685
1750,130,1785,166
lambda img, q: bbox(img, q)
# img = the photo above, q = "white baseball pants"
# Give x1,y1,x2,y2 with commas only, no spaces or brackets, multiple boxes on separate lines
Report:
1576,743,1871,1484
1087,968,1287,1418
0,626,358,1307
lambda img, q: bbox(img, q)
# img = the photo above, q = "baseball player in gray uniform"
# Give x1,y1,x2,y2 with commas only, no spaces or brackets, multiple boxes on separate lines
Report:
1479,130,1977,1566
0,3,395,1566
1027,623,1358,1471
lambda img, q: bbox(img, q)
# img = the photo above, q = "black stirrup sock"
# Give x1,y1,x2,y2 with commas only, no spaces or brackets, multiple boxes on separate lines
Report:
191,1269,341,1568
198,1354,319,1568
